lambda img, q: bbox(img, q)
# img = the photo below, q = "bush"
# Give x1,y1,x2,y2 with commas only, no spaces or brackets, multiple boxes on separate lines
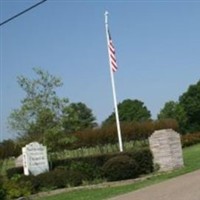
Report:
102,155,139,181
6,148,153,194
29,169,69,191
20,168,84,192
181,132,200,147
6,167,23,179
0,175,6,200
131,148,153,174
72,119,179,149
0,139,21,159
0,187,6,200
70,161,96,181
3,176,32,199
20,175,39,193
51,148,153,181
68,170,85,186
51,154,107,180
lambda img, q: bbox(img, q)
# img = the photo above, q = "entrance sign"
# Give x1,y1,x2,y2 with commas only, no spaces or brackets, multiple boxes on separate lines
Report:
22,142,49,176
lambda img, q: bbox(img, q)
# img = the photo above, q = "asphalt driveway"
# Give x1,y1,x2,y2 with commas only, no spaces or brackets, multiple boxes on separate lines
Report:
108,170,200,200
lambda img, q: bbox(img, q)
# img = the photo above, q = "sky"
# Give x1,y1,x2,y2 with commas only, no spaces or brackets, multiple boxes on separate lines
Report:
1,0,200,141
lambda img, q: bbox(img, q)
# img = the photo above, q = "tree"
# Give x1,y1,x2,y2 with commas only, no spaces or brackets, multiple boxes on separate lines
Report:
0,139,21,159
8,68,68,141
157,101,187,133
179,80,200,132
103,99,151,126
62,102,97,133
8,68,97,149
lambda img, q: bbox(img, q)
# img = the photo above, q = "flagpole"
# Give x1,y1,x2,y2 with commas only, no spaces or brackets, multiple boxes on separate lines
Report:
104,11,123,152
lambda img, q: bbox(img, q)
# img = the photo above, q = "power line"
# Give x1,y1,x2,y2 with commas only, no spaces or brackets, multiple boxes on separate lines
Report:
0,0,48,27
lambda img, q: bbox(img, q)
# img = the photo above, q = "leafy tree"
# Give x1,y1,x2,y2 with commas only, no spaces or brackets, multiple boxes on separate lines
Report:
8,68,68,141
0,139,21,159
158,101,178,119
157,101,187,133
179,80,200,132
8,68,97,149
62,102,97,133
103,99,151,126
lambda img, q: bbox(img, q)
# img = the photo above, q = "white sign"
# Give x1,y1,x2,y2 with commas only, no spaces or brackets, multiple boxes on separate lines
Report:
22,142,49,176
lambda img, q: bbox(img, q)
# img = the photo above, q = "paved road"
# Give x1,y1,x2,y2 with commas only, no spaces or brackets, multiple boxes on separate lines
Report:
109,170,200,200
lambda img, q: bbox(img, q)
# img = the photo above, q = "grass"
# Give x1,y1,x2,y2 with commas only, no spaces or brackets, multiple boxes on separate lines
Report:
50,141,146,160
35,144,200,200
0,157,15,176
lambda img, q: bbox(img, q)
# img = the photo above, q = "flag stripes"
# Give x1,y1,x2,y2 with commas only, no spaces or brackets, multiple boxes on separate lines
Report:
108,29,118,72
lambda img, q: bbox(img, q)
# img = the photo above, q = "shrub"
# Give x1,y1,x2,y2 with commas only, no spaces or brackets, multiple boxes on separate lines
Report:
0,187,6,200
102,155,139,181
181,132,200,147
68,170,85,186
3,176,32,199
72,119,179,149
51,154,107,180
6,167,23,179
51,148,153,181
20,169,84,192
30,169,69,190
0,139,21,159
70,161,96,181
20,175,40,193
0,175,6,200
154,119,179,132
6,148,153,194
130,148,153,174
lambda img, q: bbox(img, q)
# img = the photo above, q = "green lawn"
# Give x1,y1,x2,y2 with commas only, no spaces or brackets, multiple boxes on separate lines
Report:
0,157,15,176
35,144,200,200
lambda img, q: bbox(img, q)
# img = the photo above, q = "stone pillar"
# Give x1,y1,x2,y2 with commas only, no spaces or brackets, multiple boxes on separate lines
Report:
149,129,184,172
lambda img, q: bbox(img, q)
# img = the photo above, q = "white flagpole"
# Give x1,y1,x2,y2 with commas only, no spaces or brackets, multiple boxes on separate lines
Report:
104,11,123,152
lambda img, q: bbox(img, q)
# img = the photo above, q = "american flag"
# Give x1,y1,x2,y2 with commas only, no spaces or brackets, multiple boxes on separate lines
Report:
108,29,118,72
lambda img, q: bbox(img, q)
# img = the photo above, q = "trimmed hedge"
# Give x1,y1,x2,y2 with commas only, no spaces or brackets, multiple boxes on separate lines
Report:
7,148,153,180
19,169,84,193
6,148,153,194
0,119,178,159
51,148,153,179
181,132,200,147
72,119,179,149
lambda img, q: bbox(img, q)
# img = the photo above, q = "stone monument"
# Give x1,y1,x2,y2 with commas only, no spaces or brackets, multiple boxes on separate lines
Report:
149,129,184,172
22,142,49,176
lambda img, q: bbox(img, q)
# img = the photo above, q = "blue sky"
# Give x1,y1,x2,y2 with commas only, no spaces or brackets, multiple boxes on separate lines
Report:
1,0,200,141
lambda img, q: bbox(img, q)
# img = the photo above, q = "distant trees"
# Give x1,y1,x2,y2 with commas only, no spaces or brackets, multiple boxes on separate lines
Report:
103,99,151,126
7,67,200,151
158,80,200,133
157,101,187,133
179,80,200,132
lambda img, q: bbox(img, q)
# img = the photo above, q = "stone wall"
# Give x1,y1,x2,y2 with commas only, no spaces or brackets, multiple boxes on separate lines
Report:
149,129,184,171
